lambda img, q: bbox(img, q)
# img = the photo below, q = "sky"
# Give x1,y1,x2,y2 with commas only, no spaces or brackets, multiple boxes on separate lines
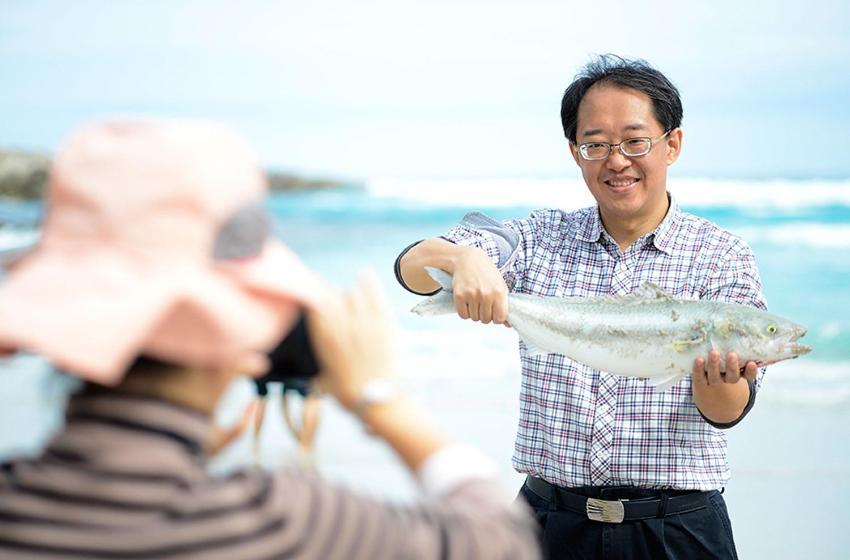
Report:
1,0,849,182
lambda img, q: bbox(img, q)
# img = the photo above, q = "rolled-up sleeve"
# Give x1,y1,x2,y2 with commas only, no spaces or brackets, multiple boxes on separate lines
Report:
443,212,538,291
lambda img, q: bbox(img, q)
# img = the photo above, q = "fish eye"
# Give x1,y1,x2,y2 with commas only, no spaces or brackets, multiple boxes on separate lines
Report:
766,324,777,335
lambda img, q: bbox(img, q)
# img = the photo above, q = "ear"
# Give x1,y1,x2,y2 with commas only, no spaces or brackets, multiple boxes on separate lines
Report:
569,141,582,167
665,128,683,165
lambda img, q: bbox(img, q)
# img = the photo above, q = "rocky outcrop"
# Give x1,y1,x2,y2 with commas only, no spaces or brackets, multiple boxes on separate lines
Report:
0,150,343,199
267,171,342,192
0,151,51,199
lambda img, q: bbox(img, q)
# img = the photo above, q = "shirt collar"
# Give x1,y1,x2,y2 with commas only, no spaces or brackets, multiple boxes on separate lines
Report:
575,206,604,243
575,193,681,256
651,193,681,255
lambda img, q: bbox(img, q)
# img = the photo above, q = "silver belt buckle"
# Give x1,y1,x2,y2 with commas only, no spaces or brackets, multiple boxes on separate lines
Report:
586,497,625,523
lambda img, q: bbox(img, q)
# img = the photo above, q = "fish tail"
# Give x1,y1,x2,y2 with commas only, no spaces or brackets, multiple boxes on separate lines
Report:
410,267,455,316
424,266,453,291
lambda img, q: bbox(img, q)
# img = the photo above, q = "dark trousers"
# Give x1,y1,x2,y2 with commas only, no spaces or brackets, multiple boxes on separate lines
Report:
518,481,739,560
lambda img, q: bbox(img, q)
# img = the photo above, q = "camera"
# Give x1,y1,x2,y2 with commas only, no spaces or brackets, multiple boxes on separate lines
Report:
254,312,319,397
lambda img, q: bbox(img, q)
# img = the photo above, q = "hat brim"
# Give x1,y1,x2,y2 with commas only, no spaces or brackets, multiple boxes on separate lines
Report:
0,239,319,385
215,239,328,308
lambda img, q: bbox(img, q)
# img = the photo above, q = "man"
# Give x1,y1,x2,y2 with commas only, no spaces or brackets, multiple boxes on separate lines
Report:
0,119,540,559
395,55,765,559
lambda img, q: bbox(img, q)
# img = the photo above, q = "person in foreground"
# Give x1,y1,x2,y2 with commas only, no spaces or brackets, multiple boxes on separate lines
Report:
395,55,765,559
0,119,540,559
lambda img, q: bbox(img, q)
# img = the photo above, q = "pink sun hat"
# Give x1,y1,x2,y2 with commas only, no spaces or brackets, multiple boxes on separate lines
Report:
0,118,326,385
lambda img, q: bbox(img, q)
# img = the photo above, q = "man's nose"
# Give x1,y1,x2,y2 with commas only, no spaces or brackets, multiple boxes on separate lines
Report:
606,149,632,171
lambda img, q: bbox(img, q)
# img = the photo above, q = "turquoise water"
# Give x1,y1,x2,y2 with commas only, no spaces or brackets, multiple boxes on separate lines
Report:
265,183,850,365
1,179,849,558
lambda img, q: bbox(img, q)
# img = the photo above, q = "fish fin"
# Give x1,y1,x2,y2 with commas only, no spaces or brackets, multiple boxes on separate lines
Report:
671,335,705,353
410,291,456,316
423,267,453,293
520,338,549,357
583,282,677,305
651,372,684,392
632,282,677,302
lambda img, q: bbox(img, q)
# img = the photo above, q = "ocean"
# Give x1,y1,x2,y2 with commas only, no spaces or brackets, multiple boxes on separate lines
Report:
1,177,849,558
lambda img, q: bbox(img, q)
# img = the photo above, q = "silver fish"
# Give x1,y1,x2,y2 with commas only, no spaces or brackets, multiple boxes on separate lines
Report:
413,267,811,391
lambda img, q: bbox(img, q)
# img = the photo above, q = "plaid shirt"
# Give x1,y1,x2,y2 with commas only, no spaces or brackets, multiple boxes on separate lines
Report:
443,195,767,490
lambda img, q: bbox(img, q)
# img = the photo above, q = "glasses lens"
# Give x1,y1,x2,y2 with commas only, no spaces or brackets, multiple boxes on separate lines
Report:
581,143,610,160
621,138,651,156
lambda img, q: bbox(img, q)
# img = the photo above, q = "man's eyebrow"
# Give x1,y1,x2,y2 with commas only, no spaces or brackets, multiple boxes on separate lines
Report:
581,123,648,138
581,128,604,137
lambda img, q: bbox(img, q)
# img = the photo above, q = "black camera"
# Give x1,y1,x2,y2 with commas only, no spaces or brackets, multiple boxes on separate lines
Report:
254,313,319,397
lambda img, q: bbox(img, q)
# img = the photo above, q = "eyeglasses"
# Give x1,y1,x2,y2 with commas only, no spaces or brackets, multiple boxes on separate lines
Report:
576,129,673,161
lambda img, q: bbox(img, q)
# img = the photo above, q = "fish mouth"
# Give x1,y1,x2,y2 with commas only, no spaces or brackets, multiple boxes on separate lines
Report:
784,342,812,357
754,342,813,367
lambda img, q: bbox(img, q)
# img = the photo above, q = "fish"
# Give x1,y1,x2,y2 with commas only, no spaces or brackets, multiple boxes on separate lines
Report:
412,267,811,391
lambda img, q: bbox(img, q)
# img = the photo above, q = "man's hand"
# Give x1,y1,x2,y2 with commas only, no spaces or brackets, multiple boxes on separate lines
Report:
691,350,756,424
450,247,510,326
398,238,510,325
692,350,758,386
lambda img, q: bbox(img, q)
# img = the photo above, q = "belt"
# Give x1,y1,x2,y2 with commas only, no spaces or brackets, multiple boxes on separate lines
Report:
525,476,713,524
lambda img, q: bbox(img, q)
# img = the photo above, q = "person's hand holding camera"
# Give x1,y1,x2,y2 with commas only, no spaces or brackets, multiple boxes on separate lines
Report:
306,271,448,471
306,271,398,411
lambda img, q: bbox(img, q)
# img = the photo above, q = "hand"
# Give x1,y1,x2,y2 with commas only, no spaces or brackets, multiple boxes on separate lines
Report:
450,247,510,325
306,271,397,411
692,350,758,386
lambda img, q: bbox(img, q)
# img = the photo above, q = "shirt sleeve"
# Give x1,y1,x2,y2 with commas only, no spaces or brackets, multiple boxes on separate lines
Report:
416,443,500,497
702,235,768,312
699,235,768,428
443,211,537,292
266,466,541,560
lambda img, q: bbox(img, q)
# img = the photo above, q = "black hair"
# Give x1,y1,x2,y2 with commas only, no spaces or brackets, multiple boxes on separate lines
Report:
560,54,683,143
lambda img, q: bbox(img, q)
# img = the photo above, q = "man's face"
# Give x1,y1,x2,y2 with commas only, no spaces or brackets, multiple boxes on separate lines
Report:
570,84,682,225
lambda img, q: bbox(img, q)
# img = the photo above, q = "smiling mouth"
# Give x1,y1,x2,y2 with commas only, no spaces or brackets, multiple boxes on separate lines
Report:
605,178,639,188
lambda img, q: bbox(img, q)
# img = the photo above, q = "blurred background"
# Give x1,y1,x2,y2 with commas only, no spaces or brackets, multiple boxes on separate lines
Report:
2,1,849,558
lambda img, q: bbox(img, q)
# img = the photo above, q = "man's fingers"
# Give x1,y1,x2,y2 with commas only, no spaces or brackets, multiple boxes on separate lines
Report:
724,352,741,384
695,352,758,387
492,297,509,325
692,357,708,386
455,296,470,319
706,351,723,385
480,301,494,324
743,362,759,382
724,368,741,384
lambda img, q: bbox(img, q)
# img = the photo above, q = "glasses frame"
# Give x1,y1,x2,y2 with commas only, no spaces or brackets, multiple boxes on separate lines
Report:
576,129,673,161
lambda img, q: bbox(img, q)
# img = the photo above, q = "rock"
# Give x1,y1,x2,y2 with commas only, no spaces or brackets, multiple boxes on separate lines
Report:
0,150,50,199
267,171,344,192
